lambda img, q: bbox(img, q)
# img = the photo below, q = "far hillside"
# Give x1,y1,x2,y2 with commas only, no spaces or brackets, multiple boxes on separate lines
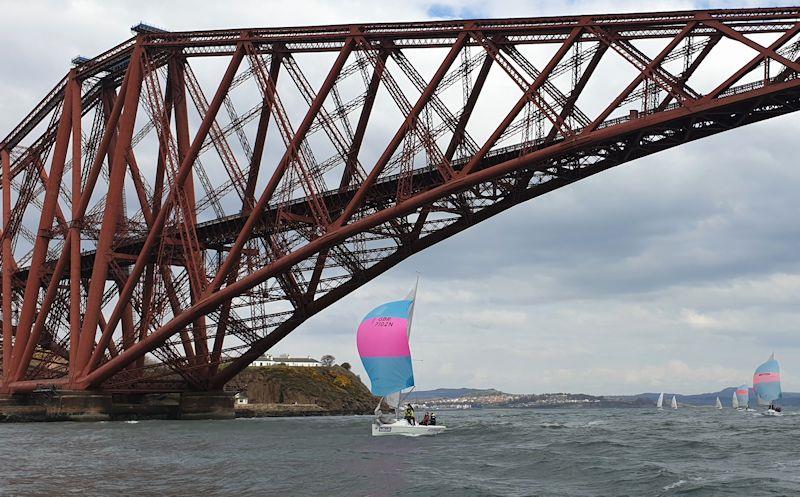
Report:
620,388,800,407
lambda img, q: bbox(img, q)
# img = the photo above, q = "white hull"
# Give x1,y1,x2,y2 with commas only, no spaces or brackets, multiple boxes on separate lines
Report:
764,409,783,417
371,419,446,436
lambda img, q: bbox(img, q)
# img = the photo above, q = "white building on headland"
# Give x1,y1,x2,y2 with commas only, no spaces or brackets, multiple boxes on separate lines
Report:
252,354,321,367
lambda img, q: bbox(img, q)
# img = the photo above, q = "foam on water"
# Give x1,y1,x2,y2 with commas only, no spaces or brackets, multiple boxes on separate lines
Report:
663,479,687,490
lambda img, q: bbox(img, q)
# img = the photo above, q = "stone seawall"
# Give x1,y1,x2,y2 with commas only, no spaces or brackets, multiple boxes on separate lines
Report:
0,391,234,422
234,402,367,418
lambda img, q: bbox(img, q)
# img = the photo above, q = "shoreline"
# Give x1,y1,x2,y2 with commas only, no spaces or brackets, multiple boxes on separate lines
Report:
1,403,738,423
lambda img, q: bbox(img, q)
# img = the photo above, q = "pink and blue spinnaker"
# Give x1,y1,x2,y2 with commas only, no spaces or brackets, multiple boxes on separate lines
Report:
735,385,749,408
357,298,415,397
753,354,781,406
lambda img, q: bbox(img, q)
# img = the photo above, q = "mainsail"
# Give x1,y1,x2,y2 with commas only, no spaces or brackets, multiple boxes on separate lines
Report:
735,385,749,409
753,354,781,407
715,397,722,409
732,390,739,409
356,286,417,400
671,395,678,409
656,392,664,409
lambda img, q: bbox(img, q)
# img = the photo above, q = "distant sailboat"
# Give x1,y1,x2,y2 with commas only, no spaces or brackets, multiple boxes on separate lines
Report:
735,384,749,411
656,392,664,410
753,354,782,416
732,390,739,409
357,281,445,436
715,397,723,410
671,395,678,409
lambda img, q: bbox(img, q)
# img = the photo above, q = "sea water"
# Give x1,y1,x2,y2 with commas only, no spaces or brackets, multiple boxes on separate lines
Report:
1,408,799,496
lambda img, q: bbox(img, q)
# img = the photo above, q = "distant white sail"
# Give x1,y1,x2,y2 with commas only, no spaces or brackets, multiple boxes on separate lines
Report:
671,395,678,409
656,392,664,409
732,390,739,409
715,397,722,409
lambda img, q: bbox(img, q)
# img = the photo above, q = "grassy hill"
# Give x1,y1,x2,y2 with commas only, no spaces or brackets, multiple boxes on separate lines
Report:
232,365,379,414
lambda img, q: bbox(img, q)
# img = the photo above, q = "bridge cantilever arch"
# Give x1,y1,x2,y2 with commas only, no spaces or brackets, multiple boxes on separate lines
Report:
2,7,800,405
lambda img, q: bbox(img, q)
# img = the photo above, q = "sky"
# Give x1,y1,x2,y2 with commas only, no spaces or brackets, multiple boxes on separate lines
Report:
1,0,799,395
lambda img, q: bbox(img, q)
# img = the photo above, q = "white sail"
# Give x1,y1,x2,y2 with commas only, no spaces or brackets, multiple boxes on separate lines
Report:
732,391,739,409
385,392,401,414
715,397,722,409
404,277,419,339
656,392,664,409
671,395,678,409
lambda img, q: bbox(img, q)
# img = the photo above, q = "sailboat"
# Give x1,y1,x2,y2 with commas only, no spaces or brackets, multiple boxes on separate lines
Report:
356,282,446,436
735,385,750,411
671,395,678,409
753,354,782,416
656,392,664,410
732,390,739,409
715,397,723,410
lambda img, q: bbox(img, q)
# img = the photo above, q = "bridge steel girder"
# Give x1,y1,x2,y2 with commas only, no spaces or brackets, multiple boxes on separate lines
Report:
2,7,800,393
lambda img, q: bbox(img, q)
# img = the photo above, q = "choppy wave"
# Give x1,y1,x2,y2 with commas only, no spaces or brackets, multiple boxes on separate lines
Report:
1,407,799,496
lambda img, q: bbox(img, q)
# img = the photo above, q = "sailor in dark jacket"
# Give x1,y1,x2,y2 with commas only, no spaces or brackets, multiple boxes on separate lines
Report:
404,404,416,425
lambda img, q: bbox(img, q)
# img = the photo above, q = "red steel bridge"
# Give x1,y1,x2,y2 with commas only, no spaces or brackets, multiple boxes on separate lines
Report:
1,7,800,395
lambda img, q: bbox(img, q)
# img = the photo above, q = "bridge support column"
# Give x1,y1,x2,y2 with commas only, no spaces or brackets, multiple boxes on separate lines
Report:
178,391,235,420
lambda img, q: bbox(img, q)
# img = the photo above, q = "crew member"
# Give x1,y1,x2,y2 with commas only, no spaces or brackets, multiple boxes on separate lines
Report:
404,404,416,425
429,412,437,426
421,412,430,426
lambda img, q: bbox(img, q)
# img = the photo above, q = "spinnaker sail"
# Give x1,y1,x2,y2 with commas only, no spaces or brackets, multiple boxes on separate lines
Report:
753,354,781,407
357,284,418,398
735,385,749,409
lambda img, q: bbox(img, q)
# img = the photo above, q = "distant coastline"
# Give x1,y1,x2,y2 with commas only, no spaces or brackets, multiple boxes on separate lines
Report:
407,387,800,410
410,390,650,410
